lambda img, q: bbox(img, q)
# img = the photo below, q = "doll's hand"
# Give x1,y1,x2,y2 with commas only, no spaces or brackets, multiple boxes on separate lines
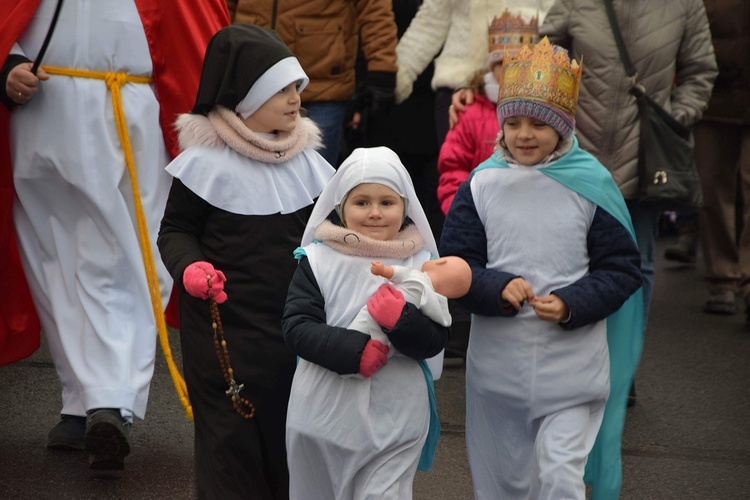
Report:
183,261,228,303
531,295,569,324
367,283,406,330
370,261,385,277
370,261,394,279
359,339,389,378
501,278,535,311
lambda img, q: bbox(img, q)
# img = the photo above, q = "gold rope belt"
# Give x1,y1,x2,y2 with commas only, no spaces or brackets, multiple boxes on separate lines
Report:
42,66,192,420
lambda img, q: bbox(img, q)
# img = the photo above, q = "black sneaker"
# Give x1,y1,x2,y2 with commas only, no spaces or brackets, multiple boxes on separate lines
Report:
85,409,131,470
47,414,86,450
664,237,697,264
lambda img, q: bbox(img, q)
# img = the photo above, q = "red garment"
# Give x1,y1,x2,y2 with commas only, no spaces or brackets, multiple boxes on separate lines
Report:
0,0,229,365
437,93,499,215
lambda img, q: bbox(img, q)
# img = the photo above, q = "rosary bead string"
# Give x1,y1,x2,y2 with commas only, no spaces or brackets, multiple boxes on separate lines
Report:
208,275,255,419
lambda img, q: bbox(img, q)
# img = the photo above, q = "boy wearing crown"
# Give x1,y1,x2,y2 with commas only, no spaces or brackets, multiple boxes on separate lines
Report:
440,37,644,499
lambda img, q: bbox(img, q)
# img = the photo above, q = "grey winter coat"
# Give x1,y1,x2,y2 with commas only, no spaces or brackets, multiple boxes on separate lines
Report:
540,0,718,198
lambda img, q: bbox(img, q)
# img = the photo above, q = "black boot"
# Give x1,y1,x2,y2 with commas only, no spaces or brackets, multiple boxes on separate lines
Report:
47,414,86,450
664,214,698,263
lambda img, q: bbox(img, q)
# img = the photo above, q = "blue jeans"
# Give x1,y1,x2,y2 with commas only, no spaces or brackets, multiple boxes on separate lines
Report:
626,200,662,328
304,101,347,166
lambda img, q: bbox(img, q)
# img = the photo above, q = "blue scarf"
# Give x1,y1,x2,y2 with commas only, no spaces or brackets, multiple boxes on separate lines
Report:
474,137,645,499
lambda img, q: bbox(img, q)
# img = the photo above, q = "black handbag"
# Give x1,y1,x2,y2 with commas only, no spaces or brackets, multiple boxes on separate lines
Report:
604,0,703,209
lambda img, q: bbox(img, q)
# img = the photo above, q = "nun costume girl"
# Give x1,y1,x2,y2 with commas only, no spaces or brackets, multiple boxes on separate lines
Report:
282,147,449,500
157,24,334,499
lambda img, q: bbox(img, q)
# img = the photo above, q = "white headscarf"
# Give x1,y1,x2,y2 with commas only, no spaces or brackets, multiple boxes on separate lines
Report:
235,57,309,119
301,147,439,257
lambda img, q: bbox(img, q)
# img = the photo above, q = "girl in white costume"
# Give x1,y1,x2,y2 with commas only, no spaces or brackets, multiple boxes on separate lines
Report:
282,146,449,500
440,38,643,499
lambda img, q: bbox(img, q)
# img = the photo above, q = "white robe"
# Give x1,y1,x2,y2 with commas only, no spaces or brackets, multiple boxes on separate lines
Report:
9,0,172,419
286,243,432,500
466,165,609,499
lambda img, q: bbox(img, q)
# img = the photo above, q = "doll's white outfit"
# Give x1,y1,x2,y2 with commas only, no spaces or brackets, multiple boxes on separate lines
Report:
350,265,450,377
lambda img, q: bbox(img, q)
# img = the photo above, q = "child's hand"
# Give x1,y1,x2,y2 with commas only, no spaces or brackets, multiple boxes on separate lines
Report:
501,278,535,310
367,283,406,330
531,295,569,323
183,261,228,303
359,339,389,378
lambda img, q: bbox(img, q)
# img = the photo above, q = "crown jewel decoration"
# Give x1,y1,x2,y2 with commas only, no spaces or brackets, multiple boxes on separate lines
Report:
498,36,582,117
488,9,540,57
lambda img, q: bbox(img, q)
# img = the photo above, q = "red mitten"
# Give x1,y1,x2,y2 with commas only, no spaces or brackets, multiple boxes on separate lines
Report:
359,339,389,378
182,261,228,303
366,283,406,330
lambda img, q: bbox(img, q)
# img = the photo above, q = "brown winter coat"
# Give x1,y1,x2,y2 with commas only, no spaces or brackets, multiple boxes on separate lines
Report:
225,0,397,103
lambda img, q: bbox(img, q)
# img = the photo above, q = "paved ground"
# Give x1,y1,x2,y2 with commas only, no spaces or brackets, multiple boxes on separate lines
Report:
1,235,749,499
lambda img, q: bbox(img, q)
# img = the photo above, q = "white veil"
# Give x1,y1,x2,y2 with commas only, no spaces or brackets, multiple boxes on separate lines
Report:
301,146,439,257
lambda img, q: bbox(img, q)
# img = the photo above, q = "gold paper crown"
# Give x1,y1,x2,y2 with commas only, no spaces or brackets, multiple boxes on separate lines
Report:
488,9,540,57
498,36,582,117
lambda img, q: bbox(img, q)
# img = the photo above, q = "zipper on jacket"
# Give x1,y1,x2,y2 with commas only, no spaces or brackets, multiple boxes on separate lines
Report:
271,0,278,29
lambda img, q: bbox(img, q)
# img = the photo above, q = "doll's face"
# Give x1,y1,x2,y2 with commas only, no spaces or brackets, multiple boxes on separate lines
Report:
421,256,471,298
502,116,560,166
243,81,302,134
341,183,405,241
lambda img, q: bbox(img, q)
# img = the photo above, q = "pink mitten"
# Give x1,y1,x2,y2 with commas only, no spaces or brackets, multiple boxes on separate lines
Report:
366,283,406,330
182,261,228,303
359,339,389,378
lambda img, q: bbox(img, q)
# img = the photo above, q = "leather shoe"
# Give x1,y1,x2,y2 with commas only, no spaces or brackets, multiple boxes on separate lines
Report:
85,408,131,470
47,414,86,450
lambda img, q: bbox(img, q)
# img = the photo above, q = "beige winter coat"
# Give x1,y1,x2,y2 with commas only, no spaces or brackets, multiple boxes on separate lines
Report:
540,0,718,197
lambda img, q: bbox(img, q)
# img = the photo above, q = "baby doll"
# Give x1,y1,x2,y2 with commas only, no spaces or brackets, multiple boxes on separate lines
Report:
370,256,472,328
342,255,472,379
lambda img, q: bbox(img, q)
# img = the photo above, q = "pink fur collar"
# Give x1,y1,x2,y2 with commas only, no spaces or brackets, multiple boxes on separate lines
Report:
174,106,323,163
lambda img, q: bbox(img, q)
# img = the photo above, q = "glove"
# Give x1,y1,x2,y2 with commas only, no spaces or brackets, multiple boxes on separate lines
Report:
183,261,228,303
361,71,396,117
366,283,406,330
359,339,389,378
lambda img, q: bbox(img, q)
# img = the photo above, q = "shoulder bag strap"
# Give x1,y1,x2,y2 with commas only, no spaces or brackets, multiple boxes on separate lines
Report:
603,0,645,97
